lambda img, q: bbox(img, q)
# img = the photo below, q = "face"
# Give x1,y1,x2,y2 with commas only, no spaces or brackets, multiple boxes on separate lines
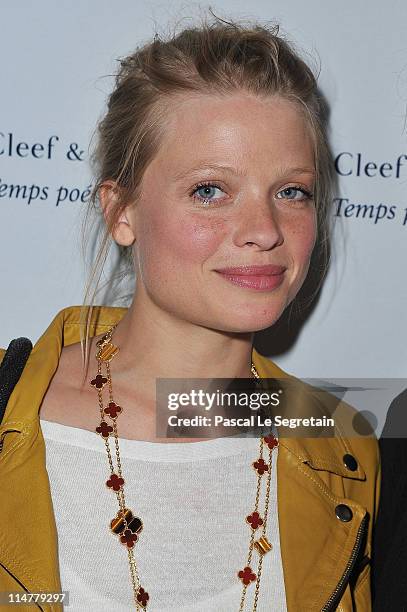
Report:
122,92,317,333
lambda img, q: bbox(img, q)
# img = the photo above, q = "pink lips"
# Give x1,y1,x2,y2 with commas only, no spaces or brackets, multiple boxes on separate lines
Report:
214,264,287,291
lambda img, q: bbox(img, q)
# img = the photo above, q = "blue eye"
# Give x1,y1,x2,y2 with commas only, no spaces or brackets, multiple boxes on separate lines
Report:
276,186,313,201
191,182,225,205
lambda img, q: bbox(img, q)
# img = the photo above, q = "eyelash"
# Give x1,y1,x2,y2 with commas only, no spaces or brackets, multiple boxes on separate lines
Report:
190,181,225,205
276,185,314,202
190,181,314,206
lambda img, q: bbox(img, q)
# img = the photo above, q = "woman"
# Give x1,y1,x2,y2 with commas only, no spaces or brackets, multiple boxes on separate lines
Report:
0,15,380,612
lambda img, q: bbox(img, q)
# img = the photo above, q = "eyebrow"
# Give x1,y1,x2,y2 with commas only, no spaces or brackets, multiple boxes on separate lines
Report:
173,163,245,180
173,163,316,180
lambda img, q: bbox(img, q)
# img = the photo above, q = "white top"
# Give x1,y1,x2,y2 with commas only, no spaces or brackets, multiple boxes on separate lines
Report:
40,419,287,611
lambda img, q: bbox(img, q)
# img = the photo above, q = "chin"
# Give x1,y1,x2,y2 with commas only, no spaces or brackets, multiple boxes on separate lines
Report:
212,305,286,334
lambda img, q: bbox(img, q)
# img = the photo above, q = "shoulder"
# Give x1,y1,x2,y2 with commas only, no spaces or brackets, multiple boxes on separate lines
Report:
258,361,380,478
254,350,378,441
298,375,380,460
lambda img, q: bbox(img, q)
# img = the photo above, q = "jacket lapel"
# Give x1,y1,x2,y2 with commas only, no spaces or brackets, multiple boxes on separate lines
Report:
276,440,367,611
252,350,368,610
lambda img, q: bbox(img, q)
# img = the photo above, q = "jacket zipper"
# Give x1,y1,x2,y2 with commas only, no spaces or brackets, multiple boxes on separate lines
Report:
321,513,368,611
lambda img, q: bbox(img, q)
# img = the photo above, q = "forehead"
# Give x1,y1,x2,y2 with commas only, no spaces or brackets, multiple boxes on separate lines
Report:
152,91,315,177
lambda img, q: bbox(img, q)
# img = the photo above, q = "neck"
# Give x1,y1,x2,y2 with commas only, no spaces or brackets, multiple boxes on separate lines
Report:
104,295,255,386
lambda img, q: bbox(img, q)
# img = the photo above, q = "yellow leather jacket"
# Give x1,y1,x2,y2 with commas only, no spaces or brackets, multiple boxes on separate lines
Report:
0,306,380,611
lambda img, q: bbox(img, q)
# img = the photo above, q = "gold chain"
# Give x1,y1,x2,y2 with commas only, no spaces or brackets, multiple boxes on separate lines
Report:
90,326,278,610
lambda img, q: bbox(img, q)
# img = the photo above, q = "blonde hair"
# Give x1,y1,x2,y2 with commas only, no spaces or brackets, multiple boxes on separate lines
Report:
80,11,334,374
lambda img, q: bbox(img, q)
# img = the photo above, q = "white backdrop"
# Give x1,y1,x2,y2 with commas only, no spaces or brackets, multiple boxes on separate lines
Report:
1,0,406,388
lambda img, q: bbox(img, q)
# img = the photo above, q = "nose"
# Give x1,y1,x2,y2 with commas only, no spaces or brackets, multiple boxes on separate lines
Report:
232,196,284,251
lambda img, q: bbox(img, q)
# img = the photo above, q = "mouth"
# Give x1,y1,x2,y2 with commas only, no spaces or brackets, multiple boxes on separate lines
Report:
214,264,287,292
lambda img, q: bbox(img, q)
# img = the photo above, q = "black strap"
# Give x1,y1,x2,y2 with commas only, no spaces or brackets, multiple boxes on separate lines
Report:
0,337,33,426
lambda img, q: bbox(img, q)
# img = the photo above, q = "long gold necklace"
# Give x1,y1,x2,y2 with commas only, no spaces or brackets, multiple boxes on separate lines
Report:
90,326,279,611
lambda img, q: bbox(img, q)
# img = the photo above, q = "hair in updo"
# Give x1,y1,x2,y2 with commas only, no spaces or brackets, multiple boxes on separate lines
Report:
80,10,333,367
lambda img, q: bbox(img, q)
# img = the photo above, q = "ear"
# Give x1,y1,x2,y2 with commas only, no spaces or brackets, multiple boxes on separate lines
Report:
98,181,136,246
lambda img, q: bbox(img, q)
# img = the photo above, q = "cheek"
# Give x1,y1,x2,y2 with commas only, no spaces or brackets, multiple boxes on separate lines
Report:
137,207,227,269
288,212,317,266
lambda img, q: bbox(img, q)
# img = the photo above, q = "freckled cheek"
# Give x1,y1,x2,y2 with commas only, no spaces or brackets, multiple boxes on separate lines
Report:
138,211,227,269
285,213,317,268
284,215,316,302
299,227,317,261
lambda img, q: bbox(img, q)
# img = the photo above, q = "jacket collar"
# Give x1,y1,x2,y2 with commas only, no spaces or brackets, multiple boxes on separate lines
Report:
0,306,369,610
